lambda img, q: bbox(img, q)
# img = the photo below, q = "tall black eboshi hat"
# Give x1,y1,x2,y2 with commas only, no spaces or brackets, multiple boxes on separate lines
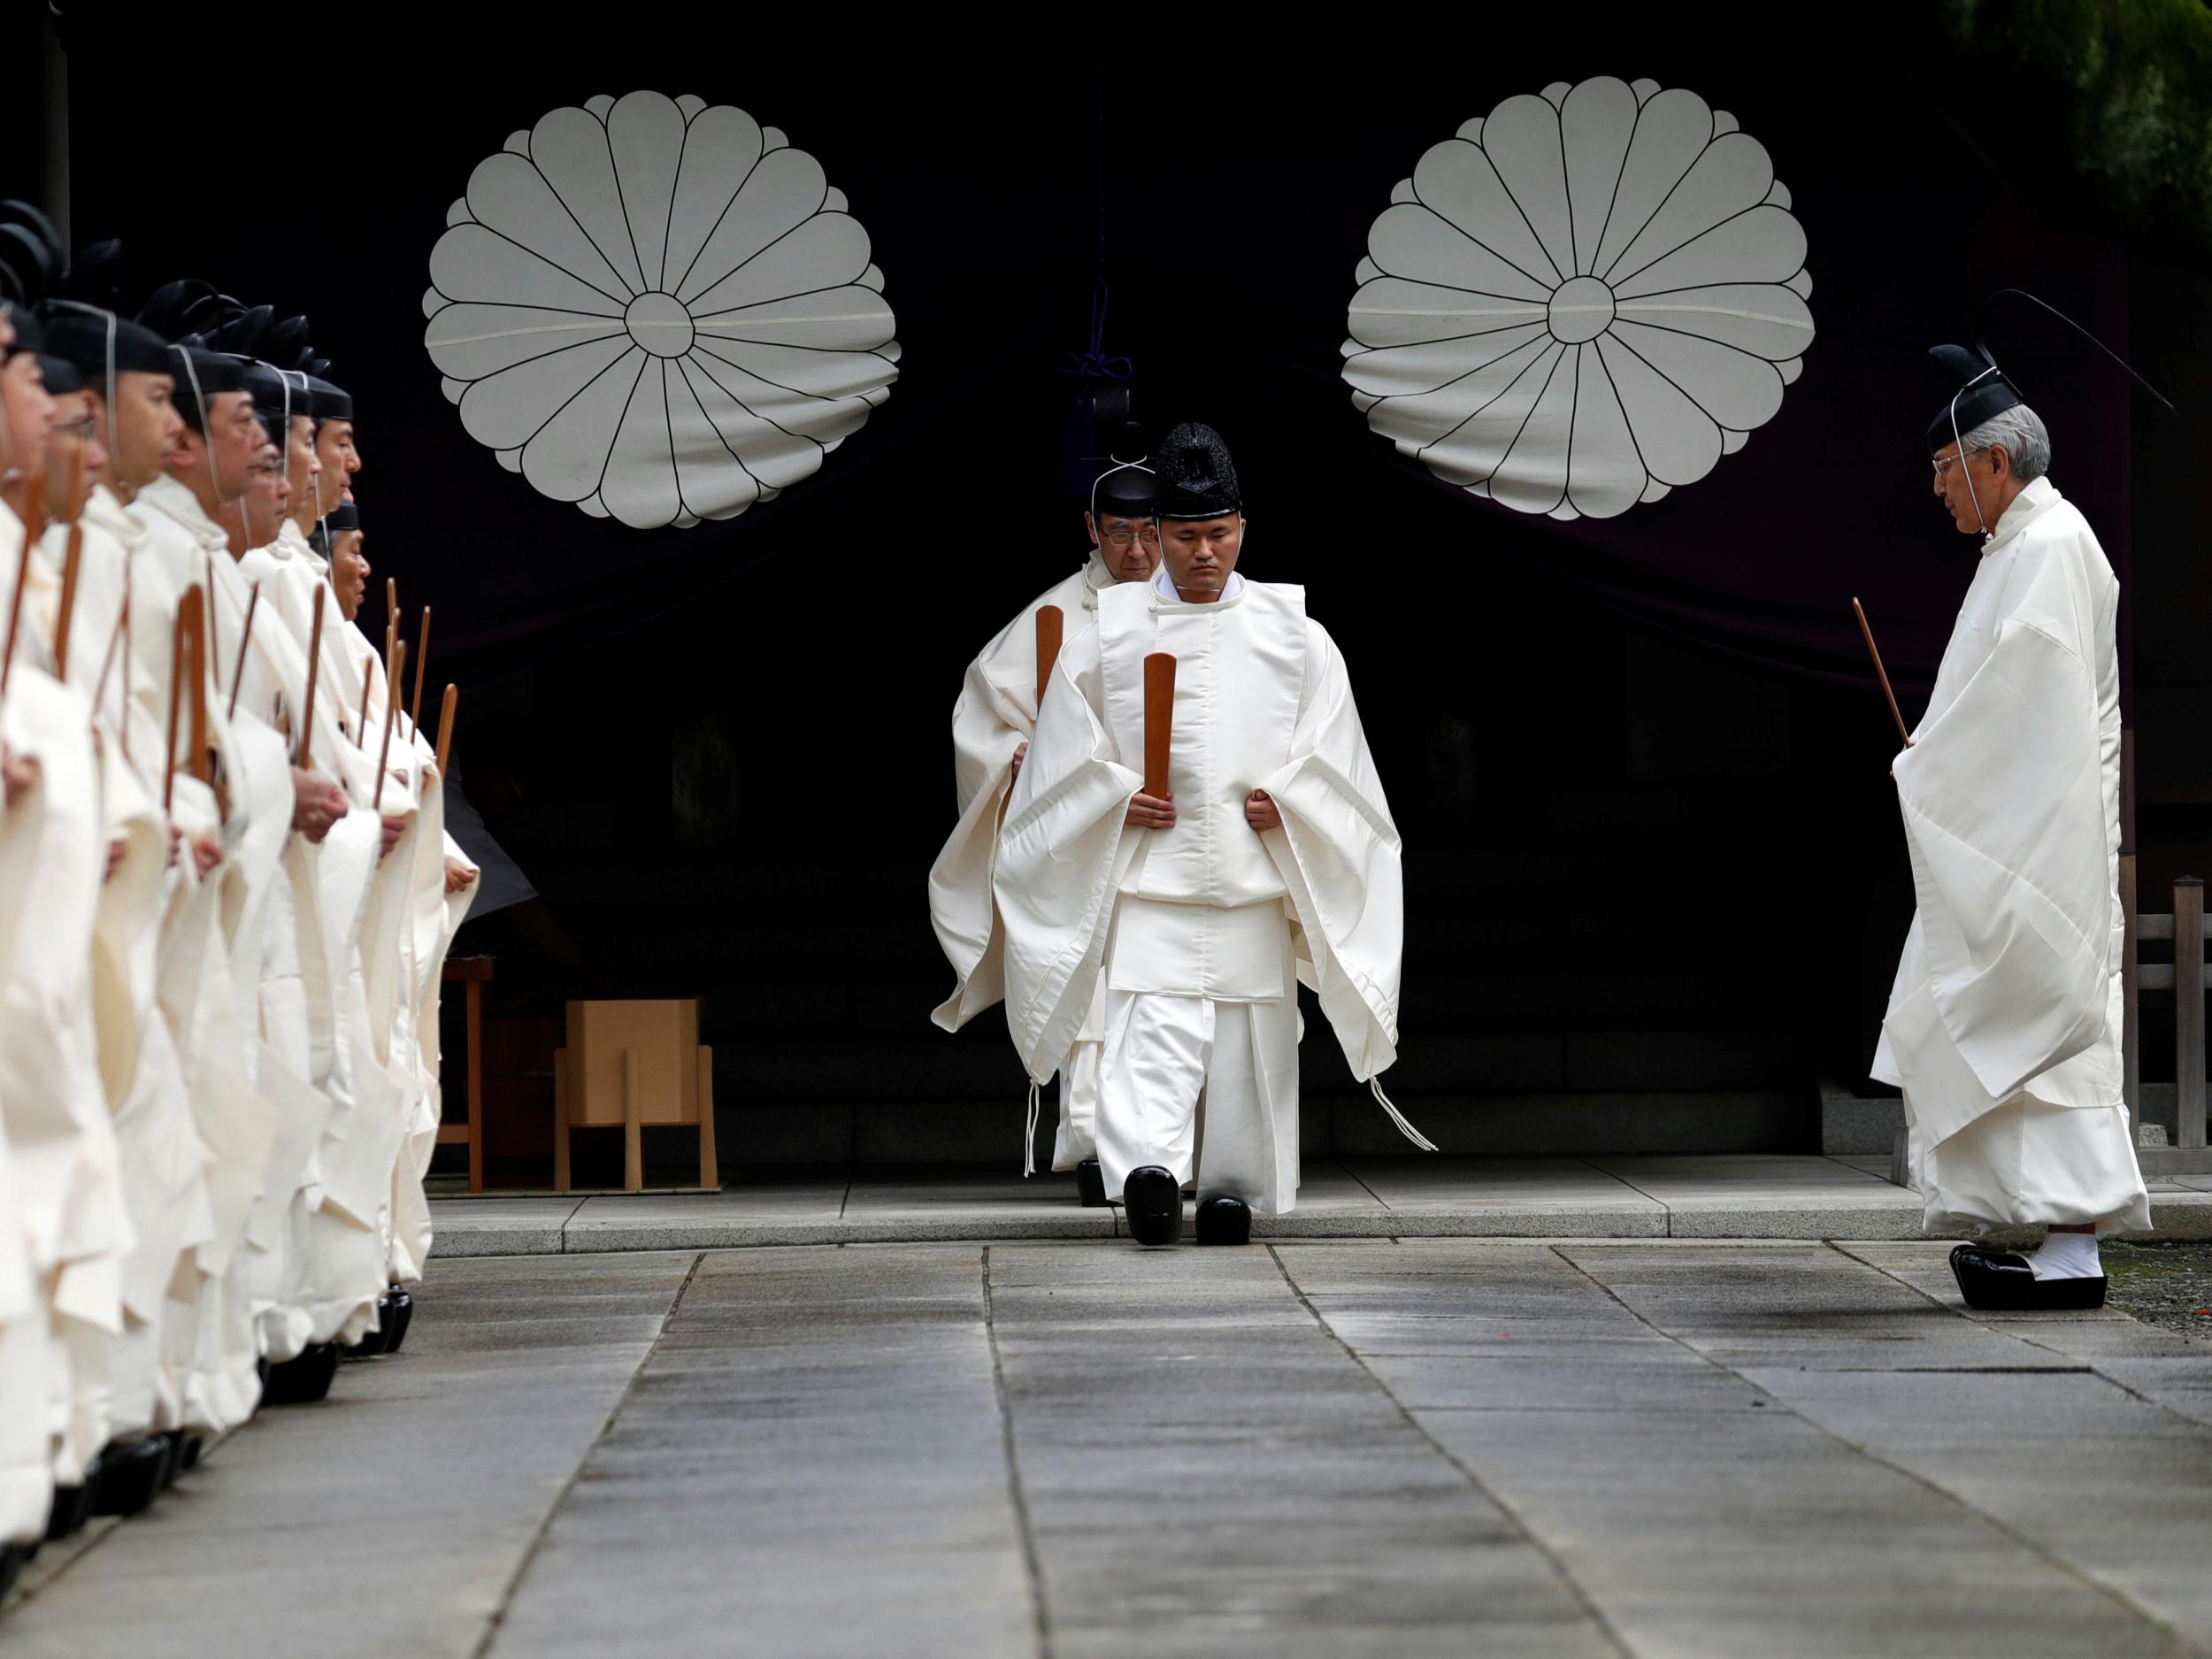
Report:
1153,421,1240,519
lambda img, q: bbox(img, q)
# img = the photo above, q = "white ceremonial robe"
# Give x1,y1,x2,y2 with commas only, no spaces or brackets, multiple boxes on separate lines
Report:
136,480,326,1415
1872,477,2151,1235
930,549,1116,1171
996,574,1407,1216
352,625,477,1284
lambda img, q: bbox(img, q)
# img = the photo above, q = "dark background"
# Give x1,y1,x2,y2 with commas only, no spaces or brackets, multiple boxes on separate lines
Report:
13,4,2209,1165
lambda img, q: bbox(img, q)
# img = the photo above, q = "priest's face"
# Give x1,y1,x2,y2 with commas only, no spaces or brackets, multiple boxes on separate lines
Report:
1087,511,1161,583
315,419,359,508
0,352,53,486
284,414,319,506
1159,513,1243,598
1931,439,2008,534
202,391,264,503
102,372,182,491
333,528,369,620
245,445,290,534
43,392,105,516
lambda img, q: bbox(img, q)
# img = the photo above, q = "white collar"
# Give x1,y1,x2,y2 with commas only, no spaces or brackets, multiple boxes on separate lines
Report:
1153,566,1245,604
140,473,231,549
1984,475,2059,554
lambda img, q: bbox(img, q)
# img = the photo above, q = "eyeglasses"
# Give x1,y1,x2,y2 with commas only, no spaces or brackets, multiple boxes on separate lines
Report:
1098,526,1159,549
1931,449,1983,479
47,415,96,442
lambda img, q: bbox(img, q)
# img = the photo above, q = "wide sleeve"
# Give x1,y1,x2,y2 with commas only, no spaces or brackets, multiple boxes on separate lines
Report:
1259,623,1402,1082
1889,612,2110,1104
926,617,1042,1032
994,628,1142,1081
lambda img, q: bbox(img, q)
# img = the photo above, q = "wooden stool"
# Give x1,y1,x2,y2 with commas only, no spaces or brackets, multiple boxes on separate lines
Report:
553,998,718,1193
435,956,495,1193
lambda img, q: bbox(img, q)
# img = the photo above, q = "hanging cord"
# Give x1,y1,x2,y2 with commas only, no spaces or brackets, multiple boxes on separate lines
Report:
1021,1080,1041,1178
1054,276,1130,384
1369,1076,1437,1152
1052,80,1129,388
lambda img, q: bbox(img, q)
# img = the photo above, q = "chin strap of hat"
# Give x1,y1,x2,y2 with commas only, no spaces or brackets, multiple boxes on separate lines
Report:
1947,366,1999,538
173,347,222,514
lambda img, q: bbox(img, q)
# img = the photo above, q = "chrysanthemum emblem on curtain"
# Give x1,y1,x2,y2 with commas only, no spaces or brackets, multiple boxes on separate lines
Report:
424,91,899,529
1343,76,1813,519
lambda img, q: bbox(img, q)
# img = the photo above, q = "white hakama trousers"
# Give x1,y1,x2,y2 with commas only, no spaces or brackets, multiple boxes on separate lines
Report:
1906,1090,2151,1236
1094,990,1300,1216
1049,981,1109,1171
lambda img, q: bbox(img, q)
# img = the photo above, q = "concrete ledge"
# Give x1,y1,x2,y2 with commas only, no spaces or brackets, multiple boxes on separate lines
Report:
425,1159,2212,1255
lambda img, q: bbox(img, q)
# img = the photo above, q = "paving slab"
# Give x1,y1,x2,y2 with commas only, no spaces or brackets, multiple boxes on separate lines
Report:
427,1194,584,1256
19,1240,2212,1659
1278,1240,2187,1659
0,1251,695,1658
426,1160,2212,1252
482,1245,1036,1659
988,1242,1614,1659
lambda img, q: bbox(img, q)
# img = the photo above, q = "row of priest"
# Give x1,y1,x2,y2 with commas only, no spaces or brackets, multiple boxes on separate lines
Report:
928,349,2152,1302
0,204,479,1592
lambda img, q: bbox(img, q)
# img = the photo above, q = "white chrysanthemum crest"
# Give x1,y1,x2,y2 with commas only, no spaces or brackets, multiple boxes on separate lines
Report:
1344,75,1814,520
424,90,899,530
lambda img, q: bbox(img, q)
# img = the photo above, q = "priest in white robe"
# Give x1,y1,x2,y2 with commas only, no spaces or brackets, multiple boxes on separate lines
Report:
929,443,1161,1201
1873,348,2149,1311
995,424,1415,1247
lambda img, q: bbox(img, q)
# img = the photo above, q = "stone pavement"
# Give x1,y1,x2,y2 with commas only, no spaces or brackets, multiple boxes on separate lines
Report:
10,1239,2212,1657
426,1155,2212,1256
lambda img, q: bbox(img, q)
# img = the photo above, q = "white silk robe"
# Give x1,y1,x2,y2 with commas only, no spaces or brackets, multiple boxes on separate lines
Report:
995,578,1407,1213
930,550,1117,1171
1872,477,2151,1234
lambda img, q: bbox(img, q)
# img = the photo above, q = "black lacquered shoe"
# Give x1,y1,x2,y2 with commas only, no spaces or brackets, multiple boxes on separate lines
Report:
262,1343,340,1405
177,1435,204,1473
1950,1243,2108,1311
384,1287,414,1354
1195,1195,1252,1246
1075,1160,1107,1209
1122,1166,1183,1247
342,1299,393,1361
89,1438,168,1517
44,1465,95,1540
155,1432,182,1490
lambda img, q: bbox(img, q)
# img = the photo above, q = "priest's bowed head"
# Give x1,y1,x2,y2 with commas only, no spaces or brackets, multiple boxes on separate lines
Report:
1088,431,1162,585
1925,342,2048,538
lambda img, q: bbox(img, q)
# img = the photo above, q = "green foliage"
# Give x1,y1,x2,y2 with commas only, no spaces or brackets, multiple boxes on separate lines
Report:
1942,0,2212,265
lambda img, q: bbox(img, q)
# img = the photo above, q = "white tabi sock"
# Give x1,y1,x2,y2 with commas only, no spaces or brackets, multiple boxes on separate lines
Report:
2028,1231,2103,1281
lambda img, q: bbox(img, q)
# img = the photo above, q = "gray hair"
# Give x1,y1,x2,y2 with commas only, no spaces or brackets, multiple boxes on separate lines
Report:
1962,403,2052,482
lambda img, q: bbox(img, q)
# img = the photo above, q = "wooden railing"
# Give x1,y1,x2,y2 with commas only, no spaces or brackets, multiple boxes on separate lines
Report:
2126,868,2208,1153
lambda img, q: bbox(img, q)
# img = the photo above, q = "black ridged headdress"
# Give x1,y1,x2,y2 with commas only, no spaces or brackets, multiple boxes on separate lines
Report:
1153,421,1240,519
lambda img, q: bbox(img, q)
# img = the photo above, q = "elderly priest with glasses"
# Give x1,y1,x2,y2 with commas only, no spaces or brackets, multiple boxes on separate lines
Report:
928,434,1164,1205
1874,341,2150,1312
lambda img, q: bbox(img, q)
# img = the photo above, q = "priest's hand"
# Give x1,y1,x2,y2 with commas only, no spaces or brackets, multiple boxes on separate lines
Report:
191,834,222,880
1010,741,1028,784
2,747,37,810
445,866,477,894
1244,789,1281,833
1126,790,1176,831
104,838,127,883
380,814,408,859
291,767,349,842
